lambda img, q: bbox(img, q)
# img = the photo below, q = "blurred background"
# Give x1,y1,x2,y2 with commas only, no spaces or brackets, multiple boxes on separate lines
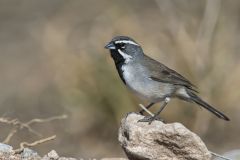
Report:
0,0,239,158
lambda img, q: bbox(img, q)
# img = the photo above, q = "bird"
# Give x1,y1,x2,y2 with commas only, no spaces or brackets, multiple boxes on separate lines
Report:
104,36,230,124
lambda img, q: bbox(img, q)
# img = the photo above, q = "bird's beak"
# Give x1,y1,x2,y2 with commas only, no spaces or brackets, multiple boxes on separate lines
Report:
104,41,116,50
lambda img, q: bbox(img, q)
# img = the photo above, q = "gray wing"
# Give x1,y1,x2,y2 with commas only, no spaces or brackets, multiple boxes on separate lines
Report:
143,56,197,92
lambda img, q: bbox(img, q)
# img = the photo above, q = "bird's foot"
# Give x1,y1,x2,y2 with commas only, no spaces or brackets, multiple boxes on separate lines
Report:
138,116,164,125
138,110,144,115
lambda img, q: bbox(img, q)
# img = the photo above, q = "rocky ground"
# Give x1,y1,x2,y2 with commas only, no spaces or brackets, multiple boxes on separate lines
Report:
0,143,77,160
1,112,235,160
0,143,127,160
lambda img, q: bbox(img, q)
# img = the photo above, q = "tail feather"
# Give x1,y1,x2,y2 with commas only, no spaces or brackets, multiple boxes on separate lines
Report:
187,91,230,121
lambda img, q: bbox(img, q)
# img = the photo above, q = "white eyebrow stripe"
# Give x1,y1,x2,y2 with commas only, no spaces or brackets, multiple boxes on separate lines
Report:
115,40,139,46
117,49,132,63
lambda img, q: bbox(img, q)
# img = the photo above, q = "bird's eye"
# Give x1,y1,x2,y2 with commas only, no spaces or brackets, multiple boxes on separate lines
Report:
115,42,126,49
119,43,125,49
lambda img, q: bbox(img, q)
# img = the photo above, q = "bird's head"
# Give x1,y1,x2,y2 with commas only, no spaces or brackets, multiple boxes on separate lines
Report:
105,36,143,64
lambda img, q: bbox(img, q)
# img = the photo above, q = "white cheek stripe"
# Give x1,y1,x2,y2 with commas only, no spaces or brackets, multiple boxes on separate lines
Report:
115,40,139,46
118,49,132,62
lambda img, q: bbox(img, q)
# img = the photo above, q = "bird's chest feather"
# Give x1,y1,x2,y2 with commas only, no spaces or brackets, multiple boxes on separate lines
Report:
121,64,172,101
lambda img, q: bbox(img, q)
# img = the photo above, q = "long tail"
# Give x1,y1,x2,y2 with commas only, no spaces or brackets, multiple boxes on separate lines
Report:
187,91,230,121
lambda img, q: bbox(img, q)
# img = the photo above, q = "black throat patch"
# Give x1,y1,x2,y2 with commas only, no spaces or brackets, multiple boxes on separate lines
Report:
110,49,126,84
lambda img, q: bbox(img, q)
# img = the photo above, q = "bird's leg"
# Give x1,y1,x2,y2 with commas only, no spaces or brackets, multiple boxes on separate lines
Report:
139,102,155,115
138,97,170,124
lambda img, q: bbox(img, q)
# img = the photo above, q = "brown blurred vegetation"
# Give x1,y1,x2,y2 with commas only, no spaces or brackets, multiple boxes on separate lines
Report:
0,0,239,158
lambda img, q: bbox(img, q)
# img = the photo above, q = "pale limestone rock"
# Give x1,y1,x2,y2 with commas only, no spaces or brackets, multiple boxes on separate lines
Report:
118,112,211,160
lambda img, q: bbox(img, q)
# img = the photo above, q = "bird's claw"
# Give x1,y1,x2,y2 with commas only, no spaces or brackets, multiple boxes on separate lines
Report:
138,116,164,124
138,110,144,115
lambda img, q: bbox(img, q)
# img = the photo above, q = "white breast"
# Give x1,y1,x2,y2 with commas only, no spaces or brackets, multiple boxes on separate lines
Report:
121,64,173,102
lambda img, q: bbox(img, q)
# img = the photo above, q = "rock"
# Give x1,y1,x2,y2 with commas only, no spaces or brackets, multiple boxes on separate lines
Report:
21,148,40,159
58,158,77,160
0,144,78,160
101,158,127,160
42,150,59,160
0,143,13,153
118,112,212,160
0,143,16,159
47,150,59,159
42,150,77,160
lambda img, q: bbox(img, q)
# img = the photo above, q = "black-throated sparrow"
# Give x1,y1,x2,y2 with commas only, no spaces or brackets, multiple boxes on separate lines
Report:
105,36,230,124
